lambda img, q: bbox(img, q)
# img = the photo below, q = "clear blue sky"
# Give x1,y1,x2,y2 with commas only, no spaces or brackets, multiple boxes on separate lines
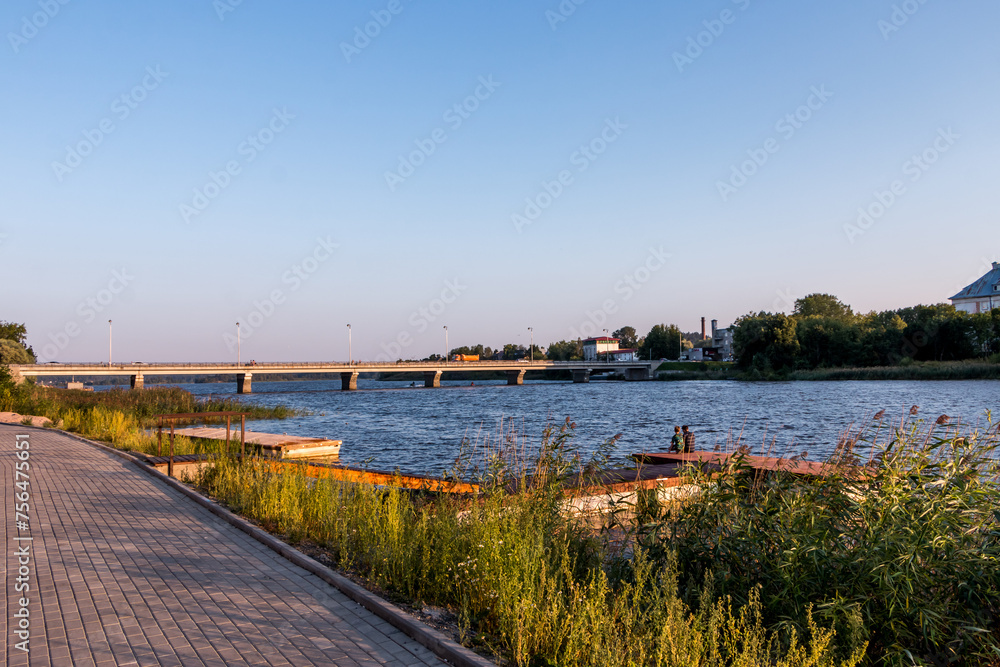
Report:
2,0,998,362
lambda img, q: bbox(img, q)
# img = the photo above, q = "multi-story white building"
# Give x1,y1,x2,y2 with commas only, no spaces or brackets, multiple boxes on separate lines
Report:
950,262,1000,314
582,337,619,361
711,320,734,359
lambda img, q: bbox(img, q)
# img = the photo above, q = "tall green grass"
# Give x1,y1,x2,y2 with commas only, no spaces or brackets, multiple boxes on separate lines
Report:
196,420,863,667
8,384,290,420
646,416,1000,665
1,381,293,455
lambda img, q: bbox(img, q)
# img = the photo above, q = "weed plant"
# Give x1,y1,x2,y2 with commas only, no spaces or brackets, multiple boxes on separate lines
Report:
0,377,292,455
646,415,1000,665
7,384,289,421
197,419,862,667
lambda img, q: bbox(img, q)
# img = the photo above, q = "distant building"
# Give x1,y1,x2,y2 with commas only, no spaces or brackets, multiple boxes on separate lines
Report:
711,320,734,360
683,348,704,362
609,348,637,361
950,262,1000,314
583,337,619,361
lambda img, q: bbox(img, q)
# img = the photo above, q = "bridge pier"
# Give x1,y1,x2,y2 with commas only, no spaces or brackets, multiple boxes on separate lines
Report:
237,373,252,394
11,369,25,385
424,371,442,388
625,367,651,381
506,369,526,386
130,373,144,390
341,371,359,391
572,369,591,384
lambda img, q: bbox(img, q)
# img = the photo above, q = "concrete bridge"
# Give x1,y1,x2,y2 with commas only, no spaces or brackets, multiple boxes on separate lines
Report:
10,360,658,393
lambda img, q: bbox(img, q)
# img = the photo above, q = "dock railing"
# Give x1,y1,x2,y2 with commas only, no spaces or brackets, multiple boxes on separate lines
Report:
154,411,249,478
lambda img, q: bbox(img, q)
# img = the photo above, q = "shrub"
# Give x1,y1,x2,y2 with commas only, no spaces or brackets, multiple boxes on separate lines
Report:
646,418,1000,665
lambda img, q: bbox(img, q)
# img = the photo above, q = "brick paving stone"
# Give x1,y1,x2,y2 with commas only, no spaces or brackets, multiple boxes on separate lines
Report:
1,426,450,666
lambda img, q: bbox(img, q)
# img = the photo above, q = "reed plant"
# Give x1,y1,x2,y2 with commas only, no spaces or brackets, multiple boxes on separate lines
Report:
786,361,1000,381
646,415,1000,665
196,419,862,666
10,384,290,422
0,376,293,456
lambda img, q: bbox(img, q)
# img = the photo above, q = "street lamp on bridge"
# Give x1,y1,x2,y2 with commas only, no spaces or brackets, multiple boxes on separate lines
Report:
347,324,352,364
528,327,533,362
108,320,112,366
236,322,241,366
443,326,448,362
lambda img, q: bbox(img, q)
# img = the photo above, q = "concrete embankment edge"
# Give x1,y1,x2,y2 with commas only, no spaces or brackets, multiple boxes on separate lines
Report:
55,429,495,667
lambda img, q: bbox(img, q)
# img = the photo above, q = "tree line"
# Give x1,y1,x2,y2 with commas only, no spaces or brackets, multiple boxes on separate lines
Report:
733,293,1000,373
441,324,702,362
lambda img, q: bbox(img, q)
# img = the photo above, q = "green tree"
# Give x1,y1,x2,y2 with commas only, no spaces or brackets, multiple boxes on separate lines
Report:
897,304,977,361
611,327,638,349
526,344,546,360
502,343,526,360
0,321,34,359
970,308,1000,357
732,312,800,371
0,321,28,345
856,311,907,366
638,324,684,361
795,317,859,368
546,340,583,361
0,339,35,365
793,294,854,321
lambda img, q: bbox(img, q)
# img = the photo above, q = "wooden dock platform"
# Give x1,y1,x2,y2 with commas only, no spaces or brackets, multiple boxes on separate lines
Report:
170,427,342,459
633,451,837,477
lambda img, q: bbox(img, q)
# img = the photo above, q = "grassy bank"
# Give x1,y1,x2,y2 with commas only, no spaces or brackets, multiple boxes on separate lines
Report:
654,359,1000,382
786,359,1000,381
195,417,1000,665
195,420,863,667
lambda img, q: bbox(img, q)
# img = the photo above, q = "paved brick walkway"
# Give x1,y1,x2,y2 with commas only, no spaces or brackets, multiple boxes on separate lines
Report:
1,425,446,666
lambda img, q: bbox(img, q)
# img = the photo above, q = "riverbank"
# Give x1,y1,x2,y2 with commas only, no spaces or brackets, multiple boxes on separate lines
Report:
192,422,867,666
191,417,1000,665
655,359,1000,382
787,359,1000,381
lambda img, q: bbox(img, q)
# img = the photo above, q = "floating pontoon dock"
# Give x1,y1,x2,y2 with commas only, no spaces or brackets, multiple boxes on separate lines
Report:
170,426,342,458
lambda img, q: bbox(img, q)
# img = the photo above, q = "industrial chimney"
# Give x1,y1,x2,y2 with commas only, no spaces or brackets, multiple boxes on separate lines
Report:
711,319,718,340
701,317,706,340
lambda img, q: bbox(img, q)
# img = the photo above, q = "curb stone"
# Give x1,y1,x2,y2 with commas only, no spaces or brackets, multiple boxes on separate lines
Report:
53,428,496,667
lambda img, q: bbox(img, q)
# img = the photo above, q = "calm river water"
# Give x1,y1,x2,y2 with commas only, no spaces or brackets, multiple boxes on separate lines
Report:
152,379,1000,477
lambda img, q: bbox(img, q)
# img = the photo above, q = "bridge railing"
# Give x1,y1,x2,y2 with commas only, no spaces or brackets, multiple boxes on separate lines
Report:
17,359,656,370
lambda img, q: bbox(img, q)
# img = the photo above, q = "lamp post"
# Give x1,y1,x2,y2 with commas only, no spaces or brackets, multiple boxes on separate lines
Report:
236,322,241,366
108,320,112,366
678,328,682,361
603,328,609,362
347,324,352,364
528,327,533,362
443,326,448,362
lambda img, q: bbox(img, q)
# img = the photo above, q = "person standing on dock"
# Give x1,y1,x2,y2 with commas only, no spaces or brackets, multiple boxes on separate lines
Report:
682,425,695,453
670,426,683,452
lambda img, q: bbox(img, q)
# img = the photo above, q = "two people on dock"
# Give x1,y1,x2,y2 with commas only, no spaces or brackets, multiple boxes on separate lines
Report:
670,425,695,453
